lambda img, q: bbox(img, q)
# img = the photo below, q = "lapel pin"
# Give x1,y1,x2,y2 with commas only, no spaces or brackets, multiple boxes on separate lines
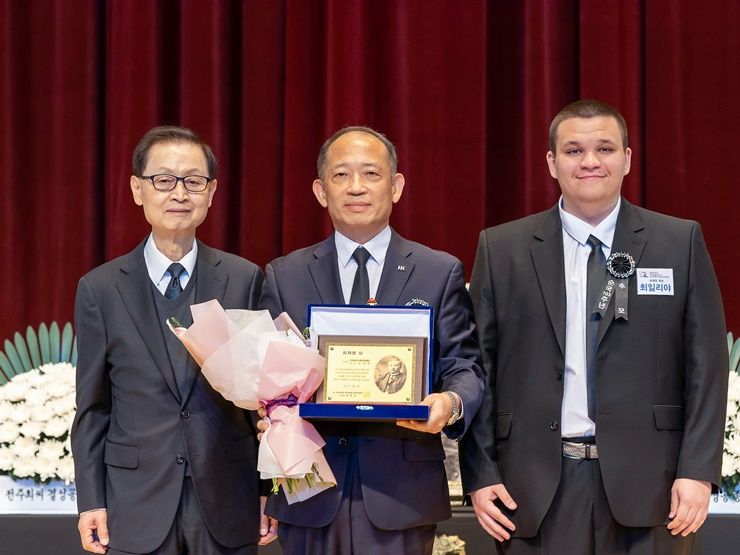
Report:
397,265,405,271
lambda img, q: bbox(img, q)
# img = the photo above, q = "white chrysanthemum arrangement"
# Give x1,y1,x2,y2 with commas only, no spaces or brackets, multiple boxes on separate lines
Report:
722,367,740,497
0,362,76,484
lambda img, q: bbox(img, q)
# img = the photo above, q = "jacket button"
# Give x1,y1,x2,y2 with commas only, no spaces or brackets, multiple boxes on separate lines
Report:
549,420,559,432
180,409,191,419
338,437,348,448
554,369,563,381
176,454,185,464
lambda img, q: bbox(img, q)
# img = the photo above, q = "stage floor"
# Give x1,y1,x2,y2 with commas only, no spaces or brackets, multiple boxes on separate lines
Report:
1,508,736,554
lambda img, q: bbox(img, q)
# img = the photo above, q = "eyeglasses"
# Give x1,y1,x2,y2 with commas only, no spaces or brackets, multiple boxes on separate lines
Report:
141,174,212,192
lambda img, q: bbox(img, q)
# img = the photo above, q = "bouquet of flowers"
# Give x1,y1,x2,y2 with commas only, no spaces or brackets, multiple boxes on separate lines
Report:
721,333,740,498
0,362,76,483
168,299,336,504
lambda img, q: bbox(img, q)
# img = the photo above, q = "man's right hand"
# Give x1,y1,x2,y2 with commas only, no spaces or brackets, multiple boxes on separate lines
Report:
78,509,109,553
470,484,517,542
257,406,269,441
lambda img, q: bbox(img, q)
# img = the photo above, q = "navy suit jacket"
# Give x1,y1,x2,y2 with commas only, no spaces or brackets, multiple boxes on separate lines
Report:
71,240,264,553
259,229,484,530
459,200,728,537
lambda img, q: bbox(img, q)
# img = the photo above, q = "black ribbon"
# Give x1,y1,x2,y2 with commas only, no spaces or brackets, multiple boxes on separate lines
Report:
614,278,629,320
593,252,635,321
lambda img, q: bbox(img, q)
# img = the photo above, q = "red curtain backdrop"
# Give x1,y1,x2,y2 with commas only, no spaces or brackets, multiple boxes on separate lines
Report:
1,0,738,342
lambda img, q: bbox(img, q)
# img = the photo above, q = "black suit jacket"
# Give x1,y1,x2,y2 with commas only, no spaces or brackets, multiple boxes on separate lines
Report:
259,229,484,530
71,239,264,553
459,199,729,536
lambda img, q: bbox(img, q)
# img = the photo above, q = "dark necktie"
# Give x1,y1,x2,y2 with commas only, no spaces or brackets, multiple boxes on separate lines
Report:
586,235,606,422
349,247,371,305
164,263,185,300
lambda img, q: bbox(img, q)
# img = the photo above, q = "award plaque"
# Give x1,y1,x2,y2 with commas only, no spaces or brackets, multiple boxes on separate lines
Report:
316,336,426,404
298,304,434,421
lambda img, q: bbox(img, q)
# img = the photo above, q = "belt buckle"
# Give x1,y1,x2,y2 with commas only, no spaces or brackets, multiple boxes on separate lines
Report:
561,440,597,460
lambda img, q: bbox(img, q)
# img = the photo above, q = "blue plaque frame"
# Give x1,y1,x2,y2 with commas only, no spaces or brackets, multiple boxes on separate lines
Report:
299,304,434,421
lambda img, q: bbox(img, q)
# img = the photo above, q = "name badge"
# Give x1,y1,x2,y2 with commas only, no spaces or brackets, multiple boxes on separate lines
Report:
637,268,674,296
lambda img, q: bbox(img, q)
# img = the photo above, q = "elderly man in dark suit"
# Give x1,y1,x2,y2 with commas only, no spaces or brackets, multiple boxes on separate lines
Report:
71,126,276,554
459,100,729,554
258,126,484,554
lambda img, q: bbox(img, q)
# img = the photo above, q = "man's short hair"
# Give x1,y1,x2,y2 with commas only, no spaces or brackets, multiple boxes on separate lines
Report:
316,126,398,179
132,125,217,179
549,99,629,152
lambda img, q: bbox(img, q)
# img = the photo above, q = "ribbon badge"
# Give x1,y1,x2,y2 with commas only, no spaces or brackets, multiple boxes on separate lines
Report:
595,252,636,320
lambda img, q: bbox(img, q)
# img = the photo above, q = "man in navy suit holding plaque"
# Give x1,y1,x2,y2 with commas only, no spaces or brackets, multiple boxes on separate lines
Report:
259,126,484,554
459,100,729,554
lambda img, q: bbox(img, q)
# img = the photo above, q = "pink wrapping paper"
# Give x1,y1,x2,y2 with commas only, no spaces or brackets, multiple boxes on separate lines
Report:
168,299,336,503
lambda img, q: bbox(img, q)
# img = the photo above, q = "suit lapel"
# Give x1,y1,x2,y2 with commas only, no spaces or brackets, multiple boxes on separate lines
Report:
308,236,345,305
177,241,229,406
116,242,181,402
194,242,228,305
530,207,567,356
596,199,647,346
376,231,414,305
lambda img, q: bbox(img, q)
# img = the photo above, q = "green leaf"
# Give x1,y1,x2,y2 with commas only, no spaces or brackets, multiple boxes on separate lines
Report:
26,326,41,368
61,323,73,363
0,352,13,381
49,322,60,363
3,340,22,375
730,335,740,373
39,323,50,363
71,339,78,366
13,332,32,372
728,332,734,354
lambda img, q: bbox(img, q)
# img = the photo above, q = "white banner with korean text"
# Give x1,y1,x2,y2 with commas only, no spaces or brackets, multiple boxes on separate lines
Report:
0,476,76,514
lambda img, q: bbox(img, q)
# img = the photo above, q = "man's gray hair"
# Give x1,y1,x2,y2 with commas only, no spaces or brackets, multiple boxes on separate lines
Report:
316,126,398,179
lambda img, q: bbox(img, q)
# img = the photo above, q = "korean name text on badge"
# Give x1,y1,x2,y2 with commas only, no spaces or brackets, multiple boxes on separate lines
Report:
636,268,674,296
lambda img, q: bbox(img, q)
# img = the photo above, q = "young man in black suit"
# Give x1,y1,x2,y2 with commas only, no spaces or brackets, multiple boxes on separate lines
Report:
460,100,728,554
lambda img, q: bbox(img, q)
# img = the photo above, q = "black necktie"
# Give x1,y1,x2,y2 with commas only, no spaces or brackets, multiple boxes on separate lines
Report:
586,235,606,422
349,247,371,305
164,263,185,300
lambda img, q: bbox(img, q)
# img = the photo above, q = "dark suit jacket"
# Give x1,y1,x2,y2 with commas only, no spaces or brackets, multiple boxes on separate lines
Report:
71,239,265,553
459,199,728,537
259,229,484,530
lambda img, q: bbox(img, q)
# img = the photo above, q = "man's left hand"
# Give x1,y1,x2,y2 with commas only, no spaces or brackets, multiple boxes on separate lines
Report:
256,407,269,441
667,478,711,536
396,392,451,434
258,495,278,545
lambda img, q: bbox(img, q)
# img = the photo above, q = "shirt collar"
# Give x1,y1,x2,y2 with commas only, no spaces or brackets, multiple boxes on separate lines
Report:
143,234,198,286
334,226,391,268
559,196,621,249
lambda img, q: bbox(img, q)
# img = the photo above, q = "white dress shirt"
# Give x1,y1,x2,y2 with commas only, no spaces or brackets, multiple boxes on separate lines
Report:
559,197,620,438
143,235,198,294
334,226,391,304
